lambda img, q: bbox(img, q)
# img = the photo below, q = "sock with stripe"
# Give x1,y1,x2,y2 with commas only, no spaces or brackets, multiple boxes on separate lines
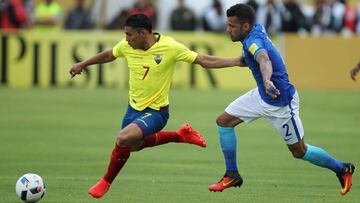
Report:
103,144,131,184
139,131,180,150
301,144,343,174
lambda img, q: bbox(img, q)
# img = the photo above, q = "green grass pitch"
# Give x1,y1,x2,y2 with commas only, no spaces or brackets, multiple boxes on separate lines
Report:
0,88,359,203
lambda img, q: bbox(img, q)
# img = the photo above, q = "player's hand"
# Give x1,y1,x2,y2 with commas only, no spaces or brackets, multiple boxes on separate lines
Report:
350,66,359,81
69,63,85,78
264,80,280,99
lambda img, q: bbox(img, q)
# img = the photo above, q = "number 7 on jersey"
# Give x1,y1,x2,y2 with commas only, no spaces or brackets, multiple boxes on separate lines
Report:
142,66,150,80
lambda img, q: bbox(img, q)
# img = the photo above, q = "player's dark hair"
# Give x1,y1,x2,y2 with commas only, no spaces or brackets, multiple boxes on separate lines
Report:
125,14,152,33
226,4,255,25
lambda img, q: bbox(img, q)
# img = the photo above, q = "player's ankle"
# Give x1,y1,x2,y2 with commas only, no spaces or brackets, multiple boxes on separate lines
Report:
101,177,111,185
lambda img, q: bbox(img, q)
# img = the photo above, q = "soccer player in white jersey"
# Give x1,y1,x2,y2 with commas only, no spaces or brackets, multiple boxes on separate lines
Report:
69,14,242,198
203,4,355,195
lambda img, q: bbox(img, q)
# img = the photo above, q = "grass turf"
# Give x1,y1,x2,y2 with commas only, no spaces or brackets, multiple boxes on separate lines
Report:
0,88,359,203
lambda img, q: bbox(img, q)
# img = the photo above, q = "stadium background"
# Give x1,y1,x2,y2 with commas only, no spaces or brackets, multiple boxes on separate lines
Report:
0,0,359,202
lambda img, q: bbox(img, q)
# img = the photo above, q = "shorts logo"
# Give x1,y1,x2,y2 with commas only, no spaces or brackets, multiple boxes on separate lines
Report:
141,113,152,119
136,113,152,127
284,137,292,142
153,54,163,64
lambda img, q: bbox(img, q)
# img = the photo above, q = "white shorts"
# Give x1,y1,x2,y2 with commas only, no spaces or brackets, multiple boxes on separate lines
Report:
225,88,304,145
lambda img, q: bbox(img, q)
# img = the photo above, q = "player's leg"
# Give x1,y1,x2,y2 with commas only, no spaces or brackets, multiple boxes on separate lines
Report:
88,123,143,198
270,92,355,195
88,105,145,198
289,93,354,195
287,138,343,173
293,140,355,195
268,91,344,172
208,112,244,192
288,138,355,195
209,89,262,192
137,108,206,150
217,112,243,173
138,124,206,150
104,123,143,183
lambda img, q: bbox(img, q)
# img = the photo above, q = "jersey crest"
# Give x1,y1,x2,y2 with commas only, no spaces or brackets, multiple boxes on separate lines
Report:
153,53,164,64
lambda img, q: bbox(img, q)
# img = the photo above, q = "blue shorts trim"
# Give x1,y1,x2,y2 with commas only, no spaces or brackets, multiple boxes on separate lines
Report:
290,116,301,142
121,104,169,138
289,103,301,142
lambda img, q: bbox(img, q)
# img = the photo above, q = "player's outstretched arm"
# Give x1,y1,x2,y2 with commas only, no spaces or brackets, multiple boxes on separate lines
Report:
256,51,280,99
194,54,247,69
350,61,360,81
69,49,116,78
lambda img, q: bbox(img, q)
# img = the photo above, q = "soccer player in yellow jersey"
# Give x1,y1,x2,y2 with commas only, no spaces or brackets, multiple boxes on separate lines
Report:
69,14,242,198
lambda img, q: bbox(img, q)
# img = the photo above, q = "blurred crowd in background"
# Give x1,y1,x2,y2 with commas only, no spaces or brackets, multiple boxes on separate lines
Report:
1,0,360,36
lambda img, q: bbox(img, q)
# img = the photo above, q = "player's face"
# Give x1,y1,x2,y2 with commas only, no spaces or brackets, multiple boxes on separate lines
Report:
124,26,146,49
226,16,250,42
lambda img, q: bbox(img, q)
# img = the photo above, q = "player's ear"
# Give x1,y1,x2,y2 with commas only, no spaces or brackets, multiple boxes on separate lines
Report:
138,28,147,37
243,23,250,31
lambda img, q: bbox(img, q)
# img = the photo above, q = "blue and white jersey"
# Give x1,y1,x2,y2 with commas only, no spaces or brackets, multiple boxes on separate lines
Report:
242,24,296,106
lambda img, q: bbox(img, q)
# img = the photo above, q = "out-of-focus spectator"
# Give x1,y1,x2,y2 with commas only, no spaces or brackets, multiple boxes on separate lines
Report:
63,0,94,30
0,0,28,30
342,0,356,34
107,9,129,30
23,0,32,19
324,0,345,33
246,0,259,13
33,0,61,30
170,0,196,31
311,0,328,35
256,0,282,36
202,0,227,32
129,0,157,29
280,0,309,33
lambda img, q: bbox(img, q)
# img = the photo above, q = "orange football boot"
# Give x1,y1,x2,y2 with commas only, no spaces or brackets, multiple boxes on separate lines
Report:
208,171,243,192
177,124,207,148
337,163,355,195
88,178,110,198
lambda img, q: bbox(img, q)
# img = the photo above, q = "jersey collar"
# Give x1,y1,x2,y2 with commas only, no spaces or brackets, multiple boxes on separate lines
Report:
153,33,161,42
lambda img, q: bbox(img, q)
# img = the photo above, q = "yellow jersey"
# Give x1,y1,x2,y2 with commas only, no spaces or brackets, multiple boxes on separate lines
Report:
112,33,198,111
34,2,61,30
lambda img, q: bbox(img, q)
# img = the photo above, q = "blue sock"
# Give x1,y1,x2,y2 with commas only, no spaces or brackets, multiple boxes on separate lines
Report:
217,125,238,172
302,144,343,174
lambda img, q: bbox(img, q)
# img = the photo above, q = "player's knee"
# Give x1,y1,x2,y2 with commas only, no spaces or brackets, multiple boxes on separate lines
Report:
216,112,242,127
116,135,125,146
216,115,230,127
116,132,131,147
290,147,306,159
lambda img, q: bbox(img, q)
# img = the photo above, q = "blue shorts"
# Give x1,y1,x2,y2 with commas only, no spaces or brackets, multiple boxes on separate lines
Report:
121,104,169,138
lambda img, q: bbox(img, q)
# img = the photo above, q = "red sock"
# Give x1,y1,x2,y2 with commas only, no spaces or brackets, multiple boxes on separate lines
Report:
139,131,180,150
103,144,131,184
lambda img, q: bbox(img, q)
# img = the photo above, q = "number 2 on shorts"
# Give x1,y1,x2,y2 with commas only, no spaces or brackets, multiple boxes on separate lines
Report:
282,123,292,137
